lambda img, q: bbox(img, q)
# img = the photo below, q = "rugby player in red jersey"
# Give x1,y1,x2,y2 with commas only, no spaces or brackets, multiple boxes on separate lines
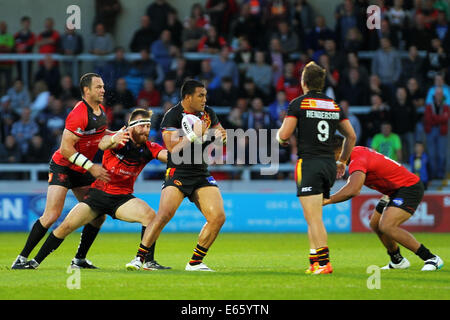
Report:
15,109,171,270
324,136,444,271
12,73,127,269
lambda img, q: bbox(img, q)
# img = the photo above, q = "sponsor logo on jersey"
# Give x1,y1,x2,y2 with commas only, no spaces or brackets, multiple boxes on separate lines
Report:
392,198,404,206
207,176,217,185
174,179,182,186
301,186,312,192
76,127,97,135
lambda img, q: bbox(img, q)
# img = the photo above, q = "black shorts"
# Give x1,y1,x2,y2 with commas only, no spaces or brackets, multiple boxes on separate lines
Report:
375,181,424,215
81,188,135,219
295,157,336,198
162,168,218,202
48,160,95,189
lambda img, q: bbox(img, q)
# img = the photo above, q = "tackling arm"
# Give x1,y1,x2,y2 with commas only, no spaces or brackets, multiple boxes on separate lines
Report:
324,171,366,205
277,116,298,145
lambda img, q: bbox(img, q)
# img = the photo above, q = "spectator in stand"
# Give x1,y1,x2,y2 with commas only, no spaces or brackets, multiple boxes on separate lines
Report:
88,23,114,69
418,0,439,29
11,107,39,154
181,17,205,52
37,97,67,147
371,37,401,91
390,87,417,161
109,103,127,131
6,79,30,113
268,38,287,86
423,37,448,86
343,27,363,52
265,0,290,32
425,73,450,105
0,95,19,142
210,46,239,88
367,18,400,50
315,38,345,74
106,78,135,109
317,53,339,95
334,0,362,49
160,78,180,105
245,50,273,97
371,122,403,162
369,74,392,104
29,81,50,120
399,45,424,85
146,0,175,37
410,141,430,189
339,100,361,144
205,0,238,36
239,77,268,104
55,75,80,102
97,46,131,90
60,25,84,75
25,134,51,163
233,37,255,82
208,76,238,107
195,59,216,88
435,9,450,52
197,25,227,54
242,97,273,131
405,76,426,141
35,18,60,65
342,51,369,85
406,12,436,51
386,0,409,31
364,93,391,146
0,21,15,95
165,57,191,89
137,78,160,107
424,87,449,179
305,15,335,53
166,9,183,48
290,0,315,37
130,48,164,89
230,3,264,49
275,61,302,103
270,21,299,54
34,55,61,96
14,16,35,85
0,135,22,165
434,0,450,20
93,0,122,34
130,15,158,53
227,97,248,129
268,90,289,127
190,3,210,29
151,29,175,74
338,67,369,105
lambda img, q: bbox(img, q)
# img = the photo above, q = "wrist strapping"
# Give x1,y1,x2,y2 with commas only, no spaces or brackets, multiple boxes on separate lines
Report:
68,152,94,170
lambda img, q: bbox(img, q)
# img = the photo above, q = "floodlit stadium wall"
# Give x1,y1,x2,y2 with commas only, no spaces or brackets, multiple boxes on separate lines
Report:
1,182,449,233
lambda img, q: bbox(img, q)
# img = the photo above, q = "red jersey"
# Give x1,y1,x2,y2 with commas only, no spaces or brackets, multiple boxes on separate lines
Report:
348,146,420,196
52,100,107,173
92,140,164,195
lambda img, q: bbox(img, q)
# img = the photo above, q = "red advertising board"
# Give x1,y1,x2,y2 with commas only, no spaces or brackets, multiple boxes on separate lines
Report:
352,194,450,232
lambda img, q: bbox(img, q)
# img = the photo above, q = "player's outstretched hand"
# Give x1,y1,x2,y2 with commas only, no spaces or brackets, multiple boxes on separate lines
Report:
113,126,130,146
89,164,110,182
323,198,331,206
214,127,227,144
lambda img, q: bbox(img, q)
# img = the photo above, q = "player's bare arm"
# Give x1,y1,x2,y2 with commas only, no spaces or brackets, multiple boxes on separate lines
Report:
336,119,357,178
277,116,297,146
212,123,227,144
157,149,168,163
323,171,366,206
60,128,110,182
163,129,191,154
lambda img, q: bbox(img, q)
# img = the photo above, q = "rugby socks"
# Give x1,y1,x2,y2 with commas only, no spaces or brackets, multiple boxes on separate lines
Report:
316,246,330,266
415,244,435,261
34,232,64,264
136,243,151,263
140,226,156,262
20,219,48,258
309,249,318,265
388,247,404,264
75,224,100,259
189,244,208,266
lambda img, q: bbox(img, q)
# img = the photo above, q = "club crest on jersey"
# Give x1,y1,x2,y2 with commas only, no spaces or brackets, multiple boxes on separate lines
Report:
392,198,404,206
174,179,182,186
207,176,217,185
76,127,97,135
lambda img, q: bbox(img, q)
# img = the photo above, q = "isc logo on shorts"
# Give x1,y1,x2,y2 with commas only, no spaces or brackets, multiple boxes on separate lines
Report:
301,187,312,192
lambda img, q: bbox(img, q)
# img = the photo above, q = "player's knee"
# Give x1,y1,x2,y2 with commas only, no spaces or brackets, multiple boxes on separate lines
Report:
369,217,380,233
142,208,156,225
156,209,175,225
90,214,106,227
378,220,393,235
209,211,226,227
40,211,61,228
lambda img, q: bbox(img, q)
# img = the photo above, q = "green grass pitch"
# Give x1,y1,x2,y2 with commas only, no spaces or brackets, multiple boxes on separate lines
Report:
0,232,449,300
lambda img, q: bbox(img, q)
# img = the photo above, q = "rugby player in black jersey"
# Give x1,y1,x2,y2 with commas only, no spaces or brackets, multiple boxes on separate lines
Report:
277,62,356,274
139,79,227,272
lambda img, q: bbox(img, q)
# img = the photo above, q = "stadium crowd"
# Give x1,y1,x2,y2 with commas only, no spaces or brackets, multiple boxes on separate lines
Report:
0,0,449,185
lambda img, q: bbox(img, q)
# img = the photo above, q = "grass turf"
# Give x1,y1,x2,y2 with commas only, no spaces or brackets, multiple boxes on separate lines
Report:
0,232,449,300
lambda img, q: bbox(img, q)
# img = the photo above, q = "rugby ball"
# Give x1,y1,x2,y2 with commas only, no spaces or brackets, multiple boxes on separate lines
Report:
181,114,202,143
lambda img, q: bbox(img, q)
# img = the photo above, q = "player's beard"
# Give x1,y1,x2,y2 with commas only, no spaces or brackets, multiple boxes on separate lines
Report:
131,130,148,145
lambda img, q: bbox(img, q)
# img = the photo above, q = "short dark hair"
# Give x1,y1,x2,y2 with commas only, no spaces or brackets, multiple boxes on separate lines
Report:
21,16,31,22
79,73,101,97
181,79,205,99
302,61,326,92
129,108,152,122
332,135,344,151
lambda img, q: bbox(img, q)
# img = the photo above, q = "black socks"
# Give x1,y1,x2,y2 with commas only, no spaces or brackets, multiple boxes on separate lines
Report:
20,219,48,258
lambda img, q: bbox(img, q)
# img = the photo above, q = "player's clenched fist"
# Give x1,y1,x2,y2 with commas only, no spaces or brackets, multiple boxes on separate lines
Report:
88,164,110,182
